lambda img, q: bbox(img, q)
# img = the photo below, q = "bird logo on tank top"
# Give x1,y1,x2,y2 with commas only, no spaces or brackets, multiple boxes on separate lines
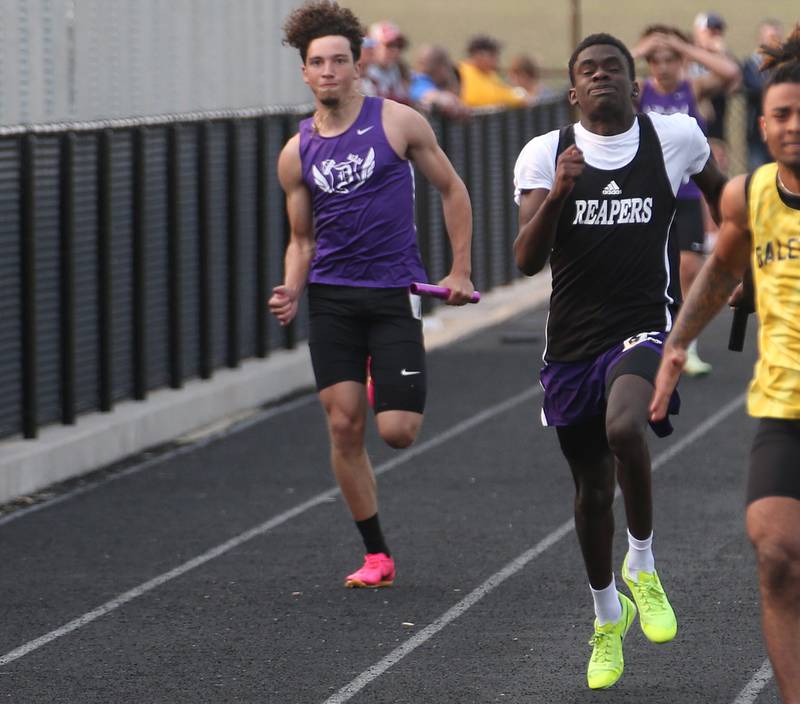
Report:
312,147,376,194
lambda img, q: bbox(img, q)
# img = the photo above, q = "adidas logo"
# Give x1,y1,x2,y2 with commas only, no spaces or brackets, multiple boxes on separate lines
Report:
602,180,622,195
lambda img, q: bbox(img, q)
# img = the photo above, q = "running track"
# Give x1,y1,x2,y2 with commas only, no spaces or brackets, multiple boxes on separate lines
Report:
0,303,780,703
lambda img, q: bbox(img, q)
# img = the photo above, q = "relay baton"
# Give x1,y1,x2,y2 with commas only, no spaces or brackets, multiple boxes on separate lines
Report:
728,307,749,352
728,266,755,352
409,282,481,303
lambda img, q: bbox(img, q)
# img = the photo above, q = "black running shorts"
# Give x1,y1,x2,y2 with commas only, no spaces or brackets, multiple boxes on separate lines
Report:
307,284,426,414
747,418,800,504
671,198,705,254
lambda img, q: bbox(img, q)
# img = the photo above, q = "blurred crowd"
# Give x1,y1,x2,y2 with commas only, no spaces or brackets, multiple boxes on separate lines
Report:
358,20,556,120
357,12,789,171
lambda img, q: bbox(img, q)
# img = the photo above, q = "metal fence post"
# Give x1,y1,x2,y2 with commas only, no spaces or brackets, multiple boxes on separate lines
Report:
96,128,113,411
255,116,269,358
59,131,76,424
132,126,148,400
167,123,183,388
20,133,37,439
226,120,240,368
197,120,212,379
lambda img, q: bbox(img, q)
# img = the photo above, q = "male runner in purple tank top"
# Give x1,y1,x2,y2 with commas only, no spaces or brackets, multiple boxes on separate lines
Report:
634,25,740,376
271,1,474,589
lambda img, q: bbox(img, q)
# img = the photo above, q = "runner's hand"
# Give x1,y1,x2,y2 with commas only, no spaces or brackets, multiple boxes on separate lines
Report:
268,285,299,326
551,145,584,200
650,344,687,422
437,273,475,306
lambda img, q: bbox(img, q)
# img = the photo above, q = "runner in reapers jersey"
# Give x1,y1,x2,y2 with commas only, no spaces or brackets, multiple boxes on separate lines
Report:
513,33,726,689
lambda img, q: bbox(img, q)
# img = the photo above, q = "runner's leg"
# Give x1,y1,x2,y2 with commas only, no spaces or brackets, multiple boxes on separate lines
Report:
557,416,616,589
605,374,653,539
319,380,377,521
747,497,800,703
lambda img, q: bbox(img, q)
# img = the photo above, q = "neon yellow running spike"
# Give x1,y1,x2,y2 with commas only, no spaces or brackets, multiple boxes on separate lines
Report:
587,592,636,690
622,555,678,643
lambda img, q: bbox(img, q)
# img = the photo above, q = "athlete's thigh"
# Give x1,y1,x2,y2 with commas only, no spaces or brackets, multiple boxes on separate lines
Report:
367,289,426,414
308,284,369,391
747,418,800,505
556,415,613,482
605,374,653,432
605,345,659,429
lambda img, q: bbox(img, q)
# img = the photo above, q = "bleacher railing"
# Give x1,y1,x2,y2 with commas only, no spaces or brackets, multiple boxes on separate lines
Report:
0,96,568,440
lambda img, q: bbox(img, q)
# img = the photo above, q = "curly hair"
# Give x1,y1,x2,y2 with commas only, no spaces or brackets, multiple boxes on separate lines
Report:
568,33,635,86
761,24,800,88
283,1,365,63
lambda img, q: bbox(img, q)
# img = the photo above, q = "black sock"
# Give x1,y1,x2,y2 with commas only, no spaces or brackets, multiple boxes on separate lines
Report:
355,514,390,556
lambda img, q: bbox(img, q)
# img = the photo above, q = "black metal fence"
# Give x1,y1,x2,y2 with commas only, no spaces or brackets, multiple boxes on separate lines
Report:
0,97,568,441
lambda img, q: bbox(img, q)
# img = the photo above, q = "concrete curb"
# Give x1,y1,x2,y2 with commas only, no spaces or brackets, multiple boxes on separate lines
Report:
0,274,551,504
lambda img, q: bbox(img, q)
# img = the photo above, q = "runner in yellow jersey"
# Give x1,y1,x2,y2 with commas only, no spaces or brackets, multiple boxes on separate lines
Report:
651,26,800,704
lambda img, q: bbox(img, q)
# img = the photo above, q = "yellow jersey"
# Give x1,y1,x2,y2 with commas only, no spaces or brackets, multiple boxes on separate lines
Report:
747,162,800,418
458,61,527,109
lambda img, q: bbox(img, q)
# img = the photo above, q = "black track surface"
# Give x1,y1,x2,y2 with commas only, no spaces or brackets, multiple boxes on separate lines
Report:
0,305,778,704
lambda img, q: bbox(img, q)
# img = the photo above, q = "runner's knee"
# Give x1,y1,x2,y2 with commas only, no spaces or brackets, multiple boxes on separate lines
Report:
605,414,647,457
327,407,366,452
752,537,800,598
575,480,615,517
748,521,800,597
376,411,421,449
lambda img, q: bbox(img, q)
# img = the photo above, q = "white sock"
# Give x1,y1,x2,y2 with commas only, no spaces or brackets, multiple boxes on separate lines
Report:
688,339,699,356
626,529,655,581
591,577,622,625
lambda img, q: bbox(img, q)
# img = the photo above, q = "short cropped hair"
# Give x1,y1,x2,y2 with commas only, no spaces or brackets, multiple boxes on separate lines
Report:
568,33,635,85
283,0,365,63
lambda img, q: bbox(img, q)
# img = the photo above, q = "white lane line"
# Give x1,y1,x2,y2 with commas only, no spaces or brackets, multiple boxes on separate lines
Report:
732,659,774,704
323,392,748,704
0,386,542,668
0,394,317,529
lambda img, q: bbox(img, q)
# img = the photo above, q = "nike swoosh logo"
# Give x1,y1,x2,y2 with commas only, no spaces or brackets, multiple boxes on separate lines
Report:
400,369,422,376
356,126,374,135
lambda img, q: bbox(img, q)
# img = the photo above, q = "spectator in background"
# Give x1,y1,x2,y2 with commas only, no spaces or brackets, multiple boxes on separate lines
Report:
358,36,378,96
635,24,739,376
702,138,730,253
364,20,411,103
459,35,527,109
690,12,740,140
507,54,557,103
409,45,471,119
742,19,785,170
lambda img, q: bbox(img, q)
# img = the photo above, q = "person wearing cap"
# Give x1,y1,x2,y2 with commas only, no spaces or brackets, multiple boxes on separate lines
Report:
742,19,785,170
358,36,378,96
363,20,411,104
690,12,740,140
633,23,740,377
459,35,527,109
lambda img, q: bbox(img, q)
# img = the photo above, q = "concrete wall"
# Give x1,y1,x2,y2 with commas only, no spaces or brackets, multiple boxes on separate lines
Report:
0,0,310,126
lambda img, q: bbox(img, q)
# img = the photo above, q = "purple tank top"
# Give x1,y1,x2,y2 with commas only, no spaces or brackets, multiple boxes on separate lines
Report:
639,79,706,199
298,96,427,287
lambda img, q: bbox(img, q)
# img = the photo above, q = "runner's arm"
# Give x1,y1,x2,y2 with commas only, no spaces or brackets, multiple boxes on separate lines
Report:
269,135,315,326
691,154,727,225
650,175,751,420
514,144,584,275
403,106,475,304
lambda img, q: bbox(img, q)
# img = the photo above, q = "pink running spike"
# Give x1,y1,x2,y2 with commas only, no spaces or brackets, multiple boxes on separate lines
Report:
345,553,396,588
